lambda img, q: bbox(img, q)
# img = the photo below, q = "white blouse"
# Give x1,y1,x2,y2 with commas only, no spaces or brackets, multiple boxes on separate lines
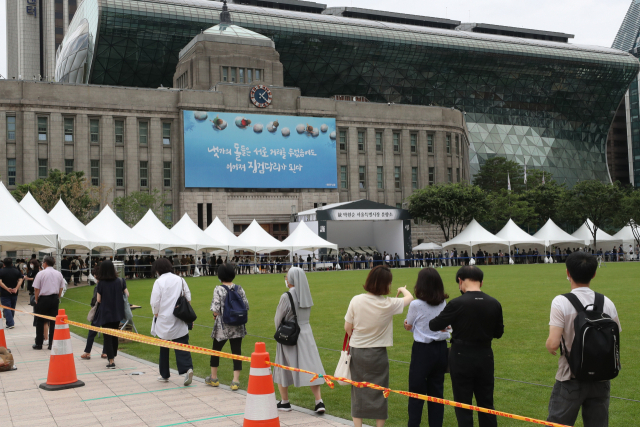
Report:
150,272,192,340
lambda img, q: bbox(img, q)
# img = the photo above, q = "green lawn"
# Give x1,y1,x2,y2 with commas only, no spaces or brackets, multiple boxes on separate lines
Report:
60,263,640,426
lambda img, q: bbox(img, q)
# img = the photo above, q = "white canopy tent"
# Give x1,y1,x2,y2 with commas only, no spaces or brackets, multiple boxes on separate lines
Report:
232,219,287,253
86,205,157,251
571,219,621,247
49,199,113,251
496,219,545,248
281,221,338,252
0,182,58,250
532,219,583,248
442,219,508,252
171,214,226,251
20,192,88,250
612,222,638,245
412,242,443,251
132,210,196,251
204,217,240,252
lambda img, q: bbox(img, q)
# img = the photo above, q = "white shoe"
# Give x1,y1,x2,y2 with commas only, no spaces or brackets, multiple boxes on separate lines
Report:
43,340,49,346
184,368,193,386
157,376,169,382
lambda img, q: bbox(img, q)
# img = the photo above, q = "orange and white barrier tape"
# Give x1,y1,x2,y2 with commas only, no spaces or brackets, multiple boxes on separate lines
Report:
1,304,569,427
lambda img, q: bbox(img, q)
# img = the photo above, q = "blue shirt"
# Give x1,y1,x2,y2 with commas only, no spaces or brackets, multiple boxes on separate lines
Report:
405,299,450,343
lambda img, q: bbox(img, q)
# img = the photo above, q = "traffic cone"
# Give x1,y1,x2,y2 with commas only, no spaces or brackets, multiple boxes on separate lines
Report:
243,342,280,427
0,309,7,349
39,309,85,391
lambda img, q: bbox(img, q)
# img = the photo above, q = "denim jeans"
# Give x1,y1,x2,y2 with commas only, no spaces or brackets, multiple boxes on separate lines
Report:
547,379,610,427
1,294,18,327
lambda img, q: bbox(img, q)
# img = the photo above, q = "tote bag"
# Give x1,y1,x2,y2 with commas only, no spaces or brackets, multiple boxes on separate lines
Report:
333,333,352,385
173,279,197,323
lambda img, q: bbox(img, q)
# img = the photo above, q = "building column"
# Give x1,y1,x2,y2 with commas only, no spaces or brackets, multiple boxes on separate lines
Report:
418,130,428,187
366,128,377,202
435,131,446,184
101,116,115,205
49,113,64,172
150,118,163,192
383,128,394,205
75,114,89,180
401,129,411,202
125,117,139,196
22,112,36,183
348,126,359,201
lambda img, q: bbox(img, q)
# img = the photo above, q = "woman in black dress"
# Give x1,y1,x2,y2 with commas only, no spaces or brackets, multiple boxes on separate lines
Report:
94,260,129,369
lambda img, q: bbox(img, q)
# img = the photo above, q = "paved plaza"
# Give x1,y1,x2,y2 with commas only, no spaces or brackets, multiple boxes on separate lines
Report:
0,293,350,427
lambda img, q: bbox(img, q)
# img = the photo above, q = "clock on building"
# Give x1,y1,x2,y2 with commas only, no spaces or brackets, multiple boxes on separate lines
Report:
250,85,272,108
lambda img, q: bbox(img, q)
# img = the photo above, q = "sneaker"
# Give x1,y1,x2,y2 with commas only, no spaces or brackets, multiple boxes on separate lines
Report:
157,376,169,382
277,401,292,412
6,326,14,329
205,376,219,387
43,340,48,346
183,368,193,386
230,381,240,391
314,402,326,414
106,363,116,369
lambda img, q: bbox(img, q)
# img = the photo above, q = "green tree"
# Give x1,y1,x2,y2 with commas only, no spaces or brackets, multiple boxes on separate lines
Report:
473,157,525,193
12,170,105,223
563,180,625,248
620,189,640,248
483,190,538,234
112,189,171,227
407,183,487,241
520,180,568,225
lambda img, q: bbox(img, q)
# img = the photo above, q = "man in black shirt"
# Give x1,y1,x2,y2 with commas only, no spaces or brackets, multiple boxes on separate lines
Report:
430,266,504,427
0,258,25,329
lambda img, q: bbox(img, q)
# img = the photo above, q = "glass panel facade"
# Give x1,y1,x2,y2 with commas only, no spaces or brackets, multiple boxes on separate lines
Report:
57,0,640,184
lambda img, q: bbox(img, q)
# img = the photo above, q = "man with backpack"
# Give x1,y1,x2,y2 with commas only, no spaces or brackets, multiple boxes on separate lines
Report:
545,251,621,427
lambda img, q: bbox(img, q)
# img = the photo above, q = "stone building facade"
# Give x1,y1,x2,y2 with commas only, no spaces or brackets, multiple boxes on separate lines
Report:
0,18,469,247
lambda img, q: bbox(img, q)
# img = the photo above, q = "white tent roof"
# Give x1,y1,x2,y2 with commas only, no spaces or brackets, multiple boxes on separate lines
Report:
571,219,621,247
413,242,443,251
281,221,338,252
48,199,112,251
133,210,197,251
442,219,508,249
532,218,583,247
232,219,287,253
171,214,226,251
495,219,546,247
204,217,240,251
612,222,637,245
20,192,88,249
86,205,157,251
0,182,58,250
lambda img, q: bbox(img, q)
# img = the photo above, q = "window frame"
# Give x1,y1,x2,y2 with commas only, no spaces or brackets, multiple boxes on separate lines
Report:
357,131,365,152
411,167,418,189
410,133,417,153
162,122,171,145
7,159,16,186
163,204,173,224
139,121,148,145
448,167,453,183
64,159,74,174
358,165,366,189
377,166,384,189
7,116,16,141
38,159,48,179
393,132,400,153
427,133,434,153
64,117,74,142
163,161,171,188
375,131,383,153
90,119,100,143
446,134,451,155
115,119,125,144
340,165,348,189
115,160,124,188
428,167,435,186
394,166,401,189
140,161,149,188
37,116,48,141
90,160,100,186
339,130,347,152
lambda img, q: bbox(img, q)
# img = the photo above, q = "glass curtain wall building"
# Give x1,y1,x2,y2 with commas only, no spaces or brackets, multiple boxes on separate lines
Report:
57,0,640,185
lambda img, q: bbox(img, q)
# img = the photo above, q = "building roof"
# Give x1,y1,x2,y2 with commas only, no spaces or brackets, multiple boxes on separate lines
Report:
322,7,460,29
457,23,574,41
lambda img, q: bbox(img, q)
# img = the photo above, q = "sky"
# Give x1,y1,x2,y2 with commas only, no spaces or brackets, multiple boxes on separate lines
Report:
0,0,635,78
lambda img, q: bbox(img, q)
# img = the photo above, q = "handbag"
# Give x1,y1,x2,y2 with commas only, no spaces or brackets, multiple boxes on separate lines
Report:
173,279,197,323
87,303,98,322
333,332,352,385
29,294,36,307
274,292,300,346
121,279,133,322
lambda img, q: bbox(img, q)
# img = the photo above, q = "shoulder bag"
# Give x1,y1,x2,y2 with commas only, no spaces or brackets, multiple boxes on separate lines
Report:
122,278,133,322
173,279,197,323
333,332,352,385
87,303,99,322
274,292,300,346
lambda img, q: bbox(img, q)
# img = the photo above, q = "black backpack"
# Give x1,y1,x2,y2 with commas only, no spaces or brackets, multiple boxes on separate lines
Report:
561,292,621,381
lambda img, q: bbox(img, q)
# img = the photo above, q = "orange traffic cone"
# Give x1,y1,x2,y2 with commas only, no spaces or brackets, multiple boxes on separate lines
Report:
39,309,85,391
0,309,7,349
243,342,280,427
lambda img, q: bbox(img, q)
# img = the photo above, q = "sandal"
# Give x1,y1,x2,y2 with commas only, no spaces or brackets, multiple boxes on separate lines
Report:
101,354,108,359
80,353,91,360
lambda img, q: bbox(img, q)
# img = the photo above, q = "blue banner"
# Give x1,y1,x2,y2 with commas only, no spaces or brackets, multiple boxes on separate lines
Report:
184,111,337,189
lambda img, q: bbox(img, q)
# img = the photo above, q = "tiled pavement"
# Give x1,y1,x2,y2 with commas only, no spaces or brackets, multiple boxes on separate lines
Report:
0,293,351,427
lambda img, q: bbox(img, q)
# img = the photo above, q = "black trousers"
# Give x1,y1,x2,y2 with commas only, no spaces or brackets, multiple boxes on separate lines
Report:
101,321,120,360
84,330,97,353
159,334,193,379
210,337,243,371
35,295,59,347
449,344,497,427
408,340,448,427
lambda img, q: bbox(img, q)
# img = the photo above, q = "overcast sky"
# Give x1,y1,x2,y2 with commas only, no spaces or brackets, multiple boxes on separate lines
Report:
0,0,635,78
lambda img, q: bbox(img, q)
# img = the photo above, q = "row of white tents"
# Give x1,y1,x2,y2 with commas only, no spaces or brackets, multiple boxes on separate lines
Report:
420,218,638,254
0,182,337,255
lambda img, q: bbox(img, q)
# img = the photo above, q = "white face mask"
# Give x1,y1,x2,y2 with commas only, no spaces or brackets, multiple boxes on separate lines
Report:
30,264,34,269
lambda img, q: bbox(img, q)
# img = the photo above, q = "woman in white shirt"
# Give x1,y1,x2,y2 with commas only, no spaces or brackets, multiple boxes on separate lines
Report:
404,268,450,427
344,265,413,427
150,258,194,386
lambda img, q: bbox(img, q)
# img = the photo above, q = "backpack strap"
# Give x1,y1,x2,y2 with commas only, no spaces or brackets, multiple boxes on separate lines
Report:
593,292,605,312
562,293,585,313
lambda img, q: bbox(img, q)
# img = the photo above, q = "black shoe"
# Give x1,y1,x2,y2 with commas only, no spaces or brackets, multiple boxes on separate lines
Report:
32,345,42,350
314,402,326,414
106,363,116,369
47,346,52,350
277,401,292,412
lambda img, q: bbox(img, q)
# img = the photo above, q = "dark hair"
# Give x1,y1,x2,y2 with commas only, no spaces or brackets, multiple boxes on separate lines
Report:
415,268,449,305
456,266,484,283
97,260,118,281
43,255,55,267
566,251,597,285
152,258,174,276
218,263,236,283
30,259,41,271
364,265,393,296
3,258,12,267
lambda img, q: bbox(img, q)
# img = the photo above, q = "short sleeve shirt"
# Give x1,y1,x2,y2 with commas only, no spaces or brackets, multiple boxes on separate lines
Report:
0,267,24,297
549,287,621,381
405,300,450,343
345,294,405,348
